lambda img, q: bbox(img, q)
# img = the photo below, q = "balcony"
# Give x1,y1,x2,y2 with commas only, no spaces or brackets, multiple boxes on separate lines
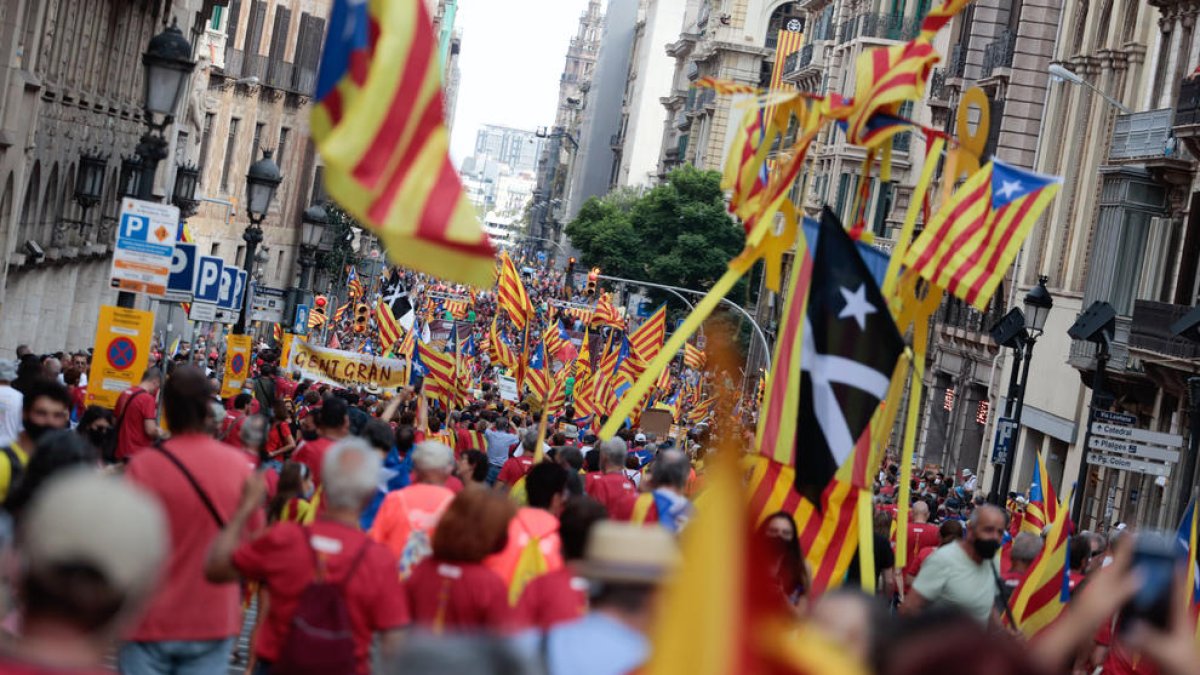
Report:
980,31,1016,78
1129,300,1200,360
1173,77,1200,156
929,68,948,102
1109,108,1193,183
837,14,920,44
811,19,836,42
697,87,716,110
947,43,967,79
783,43,823,86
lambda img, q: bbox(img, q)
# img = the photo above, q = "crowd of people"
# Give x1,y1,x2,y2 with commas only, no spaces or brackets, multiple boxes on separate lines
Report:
0,276,1195,675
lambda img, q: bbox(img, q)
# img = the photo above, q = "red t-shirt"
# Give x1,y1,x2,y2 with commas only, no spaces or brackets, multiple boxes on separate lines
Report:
219,412,248,449
114,387,156,461
497,456,534,486
404,558,515,633
125,433,261,641
914,545,938,575
585,472,637,520
293,436,337,486
1095,615,1160,675
900,522,941,576
232,520,409,672
485,508,562,587
514,567,588,630
264,421,294,457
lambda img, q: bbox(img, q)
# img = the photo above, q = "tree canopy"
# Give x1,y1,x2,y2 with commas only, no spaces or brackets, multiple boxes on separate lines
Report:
565,166,745,293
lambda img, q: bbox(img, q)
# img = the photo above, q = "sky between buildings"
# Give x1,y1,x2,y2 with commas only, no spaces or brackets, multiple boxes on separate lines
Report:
449,0,596,164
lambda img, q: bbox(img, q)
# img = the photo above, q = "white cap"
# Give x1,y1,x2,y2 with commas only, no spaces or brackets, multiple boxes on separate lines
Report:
634,433,647,443
23,470,167,600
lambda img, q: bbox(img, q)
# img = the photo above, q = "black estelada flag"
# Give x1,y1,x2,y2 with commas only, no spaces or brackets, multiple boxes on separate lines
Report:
795,206,904,506
380,268,415,332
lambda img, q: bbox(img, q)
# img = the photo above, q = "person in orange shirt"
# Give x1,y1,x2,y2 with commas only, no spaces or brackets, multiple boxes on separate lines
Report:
486,462,567,596
368,441,456,578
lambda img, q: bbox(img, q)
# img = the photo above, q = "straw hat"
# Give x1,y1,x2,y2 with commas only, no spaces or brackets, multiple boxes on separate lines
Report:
574,521,680,584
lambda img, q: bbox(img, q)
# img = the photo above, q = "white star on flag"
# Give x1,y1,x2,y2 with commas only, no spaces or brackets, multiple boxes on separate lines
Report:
997,179,1023,200
837,284,877,330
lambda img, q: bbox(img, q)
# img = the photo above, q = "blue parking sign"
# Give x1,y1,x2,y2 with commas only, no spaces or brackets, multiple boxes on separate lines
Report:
193,256,224,304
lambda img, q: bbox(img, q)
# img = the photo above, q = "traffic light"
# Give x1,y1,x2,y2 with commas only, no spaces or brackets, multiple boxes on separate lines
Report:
354,303,370,333
565,257,577,291
585,267,600,297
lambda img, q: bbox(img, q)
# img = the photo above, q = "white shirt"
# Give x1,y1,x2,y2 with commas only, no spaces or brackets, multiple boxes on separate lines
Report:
0,384,23,445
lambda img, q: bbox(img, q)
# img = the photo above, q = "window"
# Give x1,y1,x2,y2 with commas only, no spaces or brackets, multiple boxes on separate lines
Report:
211,242,221,256
199,113,215,172
253,122,265,157
175,131,189,165
236,245,246,266
226,0,242,50
835,173,851,220
244,0,267,54
872,181,894,237
275,249,285,280
278,127,290,165
311,165,327,204
221,118,241,192
211,5,224,31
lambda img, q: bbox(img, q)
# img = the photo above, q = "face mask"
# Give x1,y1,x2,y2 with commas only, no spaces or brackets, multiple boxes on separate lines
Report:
301,429,319,441
24,421,51,443
972,538,1001,559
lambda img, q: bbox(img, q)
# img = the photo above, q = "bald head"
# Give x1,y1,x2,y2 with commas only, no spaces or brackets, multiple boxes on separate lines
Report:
911,500,930,522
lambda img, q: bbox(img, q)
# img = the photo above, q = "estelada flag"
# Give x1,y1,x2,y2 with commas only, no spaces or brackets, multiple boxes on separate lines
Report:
311,0,495,288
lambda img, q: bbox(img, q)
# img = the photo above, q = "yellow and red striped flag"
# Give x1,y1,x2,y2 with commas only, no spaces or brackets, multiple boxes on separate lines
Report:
1021,450,1059,535
310,0,496,288
645,447,865,675
347,266,364,298
333,301,351,322
497,251,533,330
488,317,517,370
376,300,403,352
396,328,416,361
591,293,623,329
1008,489,1073,637
526,342,551,405
683,343,706,370
272,323,283,343
628,305,666,362
542,320,573,362
307,308,327,330
903,159,1061,310
416,342,455,404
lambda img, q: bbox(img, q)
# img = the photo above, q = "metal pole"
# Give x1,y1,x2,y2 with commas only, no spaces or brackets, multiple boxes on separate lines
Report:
1072,335,1110,526
1176,377,1200,525
990,341,1024,502
233,224,263,335
596,273,771,371
999,335,1036,501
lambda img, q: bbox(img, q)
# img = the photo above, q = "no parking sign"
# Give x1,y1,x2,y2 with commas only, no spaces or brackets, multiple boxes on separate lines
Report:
221,334,252,399
86,305,154,408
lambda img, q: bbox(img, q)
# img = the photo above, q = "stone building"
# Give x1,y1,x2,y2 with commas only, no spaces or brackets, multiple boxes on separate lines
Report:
0,0,216,353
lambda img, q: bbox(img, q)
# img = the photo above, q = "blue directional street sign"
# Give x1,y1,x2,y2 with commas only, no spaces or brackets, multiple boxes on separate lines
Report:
991,417,1016,465
293,304,310,335
193,255,224,304
231,270,247,311
164,243,197,302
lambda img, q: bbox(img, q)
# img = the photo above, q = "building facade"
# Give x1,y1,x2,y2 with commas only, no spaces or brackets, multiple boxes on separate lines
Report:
0,0,220,354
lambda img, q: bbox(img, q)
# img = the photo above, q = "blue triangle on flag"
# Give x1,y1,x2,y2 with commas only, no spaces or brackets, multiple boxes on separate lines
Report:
991,158,1061,210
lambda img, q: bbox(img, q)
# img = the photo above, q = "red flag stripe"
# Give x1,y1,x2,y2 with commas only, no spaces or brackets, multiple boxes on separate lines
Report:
910,177,990,271
963,196,1038,305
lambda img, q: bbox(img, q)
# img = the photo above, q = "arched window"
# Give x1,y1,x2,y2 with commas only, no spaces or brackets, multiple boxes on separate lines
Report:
1070,0,1089,55
18,162,40,251
40,164,58,244
764,2,804,50
1092,0,1113,50
1120,0,1137,43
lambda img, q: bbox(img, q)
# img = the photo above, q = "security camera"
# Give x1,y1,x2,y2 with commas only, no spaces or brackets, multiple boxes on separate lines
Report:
23,240,44,260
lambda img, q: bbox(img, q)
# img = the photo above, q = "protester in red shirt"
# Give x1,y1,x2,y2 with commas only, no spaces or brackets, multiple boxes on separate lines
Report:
516,496,608,629
913,519,963,580
0,471,167,675
292,396,350,486
584,438,637,520
899,501,941,589
487,461,567,589
120,366,261,673
405,487,517,633
1000,532,1042,594
113,368,163,462
497,430,538,491
218,393,252,449
206,437,409,674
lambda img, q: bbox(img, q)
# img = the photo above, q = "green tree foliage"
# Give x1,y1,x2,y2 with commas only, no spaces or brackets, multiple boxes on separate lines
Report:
565,166,744,293
318,202,360,278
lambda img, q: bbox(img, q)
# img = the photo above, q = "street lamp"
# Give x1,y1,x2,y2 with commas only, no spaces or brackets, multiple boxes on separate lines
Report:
172,163,200,217
1048,63,1131,114
74,151,107,212
234,150,283,335
298,203,327,292
995,276,1054,502
116,20,196,309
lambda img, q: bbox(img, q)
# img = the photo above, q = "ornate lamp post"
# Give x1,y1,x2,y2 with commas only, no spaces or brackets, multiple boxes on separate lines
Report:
234,150,283,334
